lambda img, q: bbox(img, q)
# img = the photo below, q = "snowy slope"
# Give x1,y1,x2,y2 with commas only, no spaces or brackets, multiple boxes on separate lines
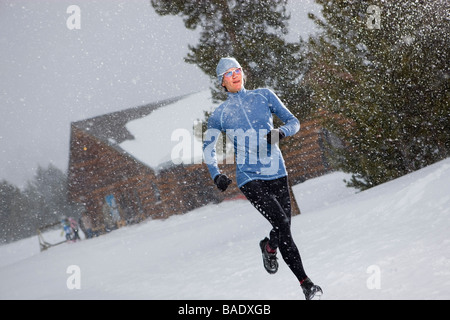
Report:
1,159,449,300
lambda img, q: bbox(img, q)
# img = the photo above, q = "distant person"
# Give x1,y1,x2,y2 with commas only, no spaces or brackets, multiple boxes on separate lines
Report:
203,57,322,300
69,217,81,241
61,217,72,241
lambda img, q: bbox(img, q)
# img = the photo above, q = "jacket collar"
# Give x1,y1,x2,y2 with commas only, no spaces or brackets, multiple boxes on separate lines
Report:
227,87,246,99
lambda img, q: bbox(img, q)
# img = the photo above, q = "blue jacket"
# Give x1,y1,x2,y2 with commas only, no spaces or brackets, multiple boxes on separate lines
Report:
203,88,300,188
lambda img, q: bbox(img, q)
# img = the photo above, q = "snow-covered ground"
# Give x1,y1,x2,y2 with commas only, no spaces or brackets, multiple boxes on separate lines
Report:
1,159,449,300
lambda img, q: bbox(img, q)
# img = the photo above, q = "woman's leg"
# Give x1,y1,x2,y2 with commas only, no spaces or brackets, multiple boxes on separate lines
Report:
240,177,307,282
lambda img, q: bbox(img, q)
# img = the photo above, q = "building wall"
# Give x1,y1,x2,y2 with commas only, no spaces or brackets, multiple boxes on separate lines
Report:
68,126,162,232
284,118,330,184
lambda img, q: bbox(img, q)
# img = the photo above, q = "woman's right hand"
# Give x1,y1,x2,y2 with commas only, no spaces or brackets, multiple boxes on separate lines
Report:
214,174,232,192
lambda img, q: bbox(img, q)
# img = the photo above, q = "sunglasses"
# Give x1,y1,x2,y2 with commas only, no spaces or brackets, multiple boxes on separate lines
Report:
222,68,242,78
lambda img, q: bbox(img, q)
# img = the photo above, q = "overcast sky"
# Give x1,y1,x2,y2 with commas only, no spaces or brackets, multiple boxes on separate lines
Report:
0,0,320,188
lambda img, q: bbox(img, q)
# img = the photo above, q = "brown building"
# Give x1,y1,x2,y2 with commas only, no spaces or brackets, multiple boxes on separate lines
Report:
67,92,331,234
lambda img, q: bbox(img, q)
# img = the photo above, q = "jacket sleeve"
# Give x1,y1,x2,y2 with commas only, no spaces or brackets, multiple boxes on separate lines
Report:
203,111,222,181
267,89,300,137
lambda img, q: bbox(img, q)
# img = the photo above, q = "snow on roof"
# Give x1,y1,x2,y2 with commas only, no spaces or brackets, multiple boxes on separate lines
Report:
119,90,219,171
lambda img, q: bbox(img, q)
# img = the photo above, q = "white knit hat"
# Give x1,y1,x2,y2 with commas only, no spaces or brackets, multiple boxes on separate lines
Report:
216,57,241,84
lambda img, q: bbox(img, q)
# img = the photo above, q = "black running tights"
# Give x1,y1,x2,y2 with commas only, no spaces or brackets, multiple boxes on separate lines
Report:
240,176,307,282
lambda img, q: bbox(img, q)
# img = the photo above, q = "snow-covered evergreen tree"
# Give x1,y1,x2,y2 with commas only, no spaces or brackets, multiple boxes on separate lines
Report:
306,0,449,189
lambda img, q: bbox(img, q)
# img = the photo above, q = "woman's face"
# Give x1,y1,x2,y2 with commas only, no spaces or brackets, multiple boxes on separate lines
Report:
222,67,243,93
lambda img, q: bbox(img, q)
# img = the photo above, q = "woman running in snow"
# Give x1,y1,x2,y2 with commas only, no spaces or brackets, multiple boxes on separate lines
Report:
203,57,322,300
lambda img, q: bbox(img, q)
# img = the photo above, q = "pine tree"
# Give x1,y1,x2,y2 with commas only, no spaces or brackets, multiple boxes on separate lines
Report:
24,164,79,227
0,165,83,243
306,0,449,189
151,0,311,117
0,180,24,243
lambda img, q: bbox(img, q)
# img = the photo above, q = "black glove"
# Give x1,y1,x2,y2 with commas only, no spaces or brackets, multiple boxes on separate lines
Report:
214,174,232,192
266,129,286,144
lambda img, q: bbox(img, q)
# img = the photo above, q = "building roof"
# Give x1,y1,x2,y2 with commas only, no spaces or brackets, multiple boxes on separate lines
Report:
72,95,187,147
71,91,219,171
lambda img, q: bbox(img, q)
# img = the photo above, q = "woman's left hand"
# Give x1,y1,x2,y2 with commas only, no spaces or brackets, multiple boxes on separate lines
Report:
265,129,286,144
